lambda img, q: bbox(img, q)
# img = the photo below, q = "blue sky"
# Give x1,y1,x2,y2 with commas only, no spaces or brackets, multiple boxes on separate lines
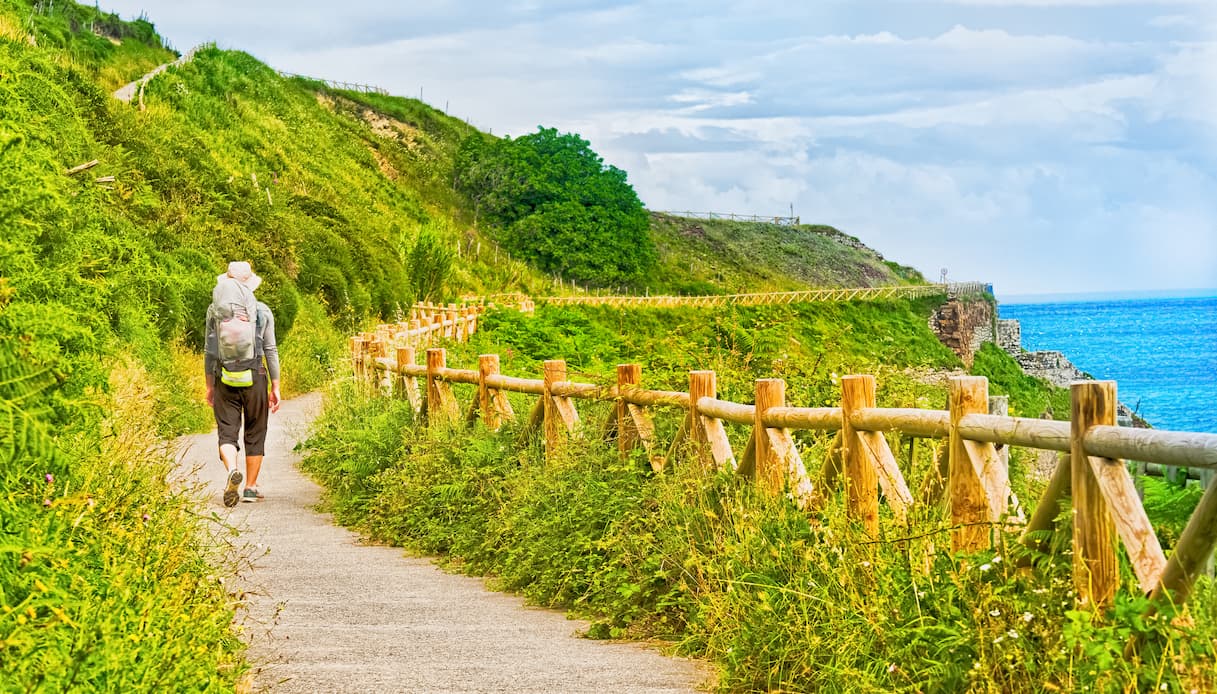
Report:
103,0,1217,295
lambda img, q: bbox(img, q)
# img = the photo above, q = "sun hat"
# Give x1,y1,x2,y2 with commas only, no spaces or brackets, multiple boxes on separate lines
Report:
217,261,263,292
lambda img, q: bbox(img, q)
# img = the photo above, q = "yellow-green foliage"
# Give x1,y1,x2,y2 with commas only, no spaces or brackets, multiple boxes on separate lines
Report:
10,0,176,90
303,303,1216,692
0,348,245,691
648,213,925,294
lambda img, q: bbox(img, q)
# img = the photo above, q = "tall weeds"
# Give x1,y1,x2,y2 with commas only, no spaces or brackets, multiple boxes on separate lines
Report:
0,354,245,691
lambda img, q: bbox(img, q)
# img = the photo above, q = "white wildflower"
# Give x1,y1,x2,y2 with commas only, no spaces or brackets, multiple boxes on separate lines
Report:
989,609,1001,617
1022,612,1033,623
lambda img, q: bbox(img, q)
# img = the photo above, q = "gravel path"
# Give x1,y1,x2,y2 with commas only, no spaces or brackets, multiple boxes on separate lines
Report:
177,393,708,693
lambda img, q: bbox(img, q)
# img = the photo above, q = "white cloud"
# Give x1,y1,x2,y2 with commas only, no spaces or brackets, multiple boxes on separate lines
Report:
97,0,1217,293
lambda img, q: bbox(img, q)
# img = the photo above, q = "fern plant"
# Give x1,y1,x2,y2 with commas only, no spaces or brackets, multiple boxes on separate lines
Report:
0,339,59,471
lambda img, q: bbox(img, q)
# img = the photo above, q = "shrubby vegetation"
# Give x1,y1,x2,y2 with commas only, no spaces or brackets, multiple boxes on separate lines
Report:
456,127,656,286
302,302,1216,692
304,386,1215,693
0,341,246,690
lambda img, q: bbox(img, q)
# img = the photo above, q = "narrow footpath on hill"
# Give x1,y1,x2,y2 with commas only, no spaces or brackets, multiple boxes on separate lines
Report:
176,393,707,693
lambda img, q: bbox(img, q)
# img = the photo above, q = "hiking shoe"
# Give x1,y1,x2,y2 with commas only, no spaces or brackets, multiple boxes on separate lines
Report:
223,469,243,508
241,487,264,503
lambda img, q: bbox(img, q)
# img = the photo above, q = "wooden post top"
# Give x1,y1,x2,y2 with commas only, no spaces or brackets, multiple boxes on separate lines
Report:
841,374,876,409
426,348,446,367
616,363,641,384
543,360,566,385
949,376,989,419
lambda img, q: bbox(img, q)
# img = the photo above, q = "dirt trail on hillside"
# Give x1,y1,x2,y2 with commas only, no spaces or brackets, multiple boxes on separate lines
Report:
176,393,707,693
113,48,196,103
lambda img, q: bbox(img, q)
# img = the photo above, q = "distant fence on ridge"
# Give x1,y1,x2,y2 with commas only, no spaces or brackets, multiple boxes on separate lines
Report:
655,210,801,226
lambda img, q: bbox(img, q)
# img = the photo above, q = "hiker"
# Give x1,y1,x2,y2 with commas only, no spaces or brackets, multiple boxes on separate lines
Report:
204,261,282,507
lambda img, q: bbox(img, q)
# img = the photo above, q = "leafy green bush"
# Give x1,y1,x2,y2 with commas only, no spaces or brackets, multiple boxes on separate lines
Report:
406,224,455,303
455,127,656,286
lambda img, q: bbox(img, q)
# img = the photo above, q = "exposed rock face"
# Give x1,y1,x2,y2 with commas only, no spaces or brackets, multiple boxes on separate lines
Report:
929,298,993,367
996,319,1021,354
991,315,1141,427
1015,350,1088,388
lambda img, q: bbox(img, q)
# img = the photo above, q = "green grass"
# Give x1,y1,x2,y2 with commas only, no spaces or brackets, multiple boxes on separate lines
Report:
969,343,1071,420
647,213,925,294
300,301,1217,692
10,0,177,91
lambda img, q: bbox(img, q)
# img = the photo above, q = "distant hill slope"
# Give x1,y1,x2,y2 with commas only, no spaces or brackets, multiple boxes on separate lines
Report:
647,213,924,294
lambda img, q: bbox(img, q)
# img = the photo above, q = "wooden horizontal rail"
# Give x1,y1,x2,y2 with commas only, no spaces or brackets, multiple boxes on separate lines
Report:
957,414,1071,452
620,387,690,409
434,367,479,385
550,381,604,399
351,347,1217,621
538,282,988,310
483,374,545,395
851,408,948,438
1086,426,1217,470
697,397,755,425
654,210,801,226
763,406,842,431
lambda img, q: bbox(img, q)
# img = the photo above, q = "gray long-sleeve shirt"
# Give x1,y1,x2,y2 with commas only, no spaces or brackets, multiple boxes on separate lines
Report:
204,301,281,382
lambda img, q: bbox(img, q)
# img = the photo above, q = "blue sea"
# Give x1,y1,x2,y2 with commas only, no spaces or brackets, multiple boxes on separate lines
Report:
998,291,1217,434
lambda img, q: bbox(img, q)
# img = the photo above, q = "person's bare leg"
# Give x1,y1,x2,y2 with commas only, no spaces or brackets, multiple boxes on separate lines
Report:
219,443,243,507
219,443,239,472
245,455,263,488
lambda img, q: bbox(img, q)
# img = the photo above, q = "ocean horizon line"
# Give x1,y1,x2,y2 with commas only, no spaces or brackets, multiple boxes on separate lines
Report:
997,287,1217,305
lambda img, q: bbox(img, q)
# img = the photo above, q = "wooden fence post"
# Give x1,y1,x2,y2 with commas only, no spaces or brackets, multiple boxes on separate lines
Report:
359,337,373,392
1072,380,1118,607
430,312,443,346
754,379,785,496
615,364,641,457
374,338,392,395
950,376,991,552
396,347,421,415
688,370,716,469
477,354,513,430
350,336,363,380
425,348,457,425
842,375,880,536
543,360,566,459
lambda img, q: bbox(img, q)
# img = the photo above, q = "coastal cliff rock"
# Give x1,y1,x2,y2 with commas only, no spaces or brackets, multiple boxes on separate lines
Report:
928,298,994,367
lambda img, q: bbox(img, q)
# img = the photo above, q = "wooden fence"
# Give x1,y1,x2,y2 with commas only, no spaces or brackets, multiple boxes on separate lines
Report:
348,340,1217,615
655,211,801,226
278,71,389,96
541,282,989,308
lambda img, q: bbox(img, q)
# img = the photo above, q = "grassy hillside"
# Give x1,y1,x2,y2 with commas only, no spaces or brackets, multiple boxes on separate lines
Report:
3,0,176,90
648,212,925,294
